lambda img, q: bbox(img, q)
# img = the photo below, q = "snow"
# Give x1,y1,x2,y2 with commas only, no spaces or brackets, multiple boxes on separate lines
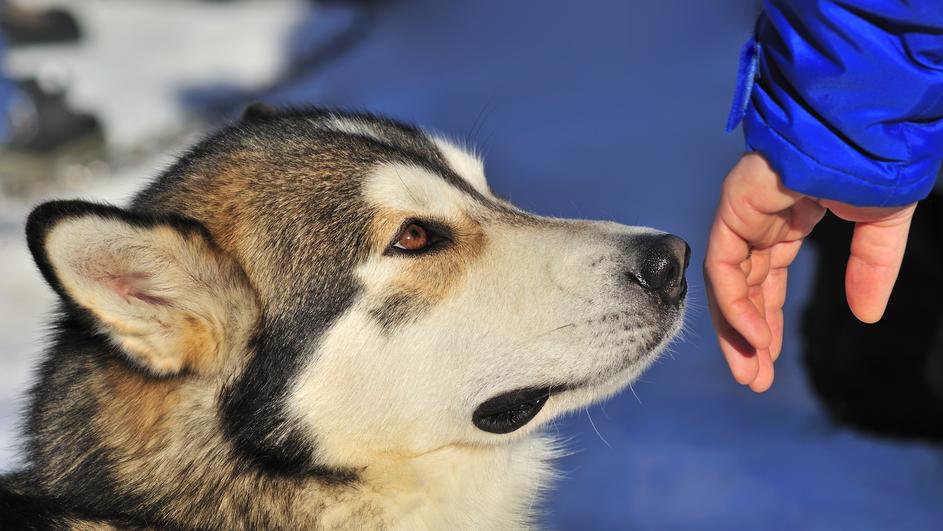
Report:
1,0,940,528
5,0,308,151
0,0,303,468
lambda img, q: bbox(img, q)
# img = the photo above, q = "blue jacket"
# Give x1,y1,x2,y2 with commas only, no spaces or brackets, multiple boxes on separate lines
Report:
727,0,943,207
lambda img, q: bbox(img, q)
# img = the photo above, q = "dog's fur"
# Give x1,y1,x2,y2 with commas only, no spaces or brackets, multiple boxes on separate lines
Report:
1,106,688,529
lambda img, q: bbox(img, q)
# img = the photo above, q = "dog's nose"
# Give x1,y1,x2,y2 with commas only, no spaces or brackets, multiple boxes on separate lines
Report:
627,234,690,304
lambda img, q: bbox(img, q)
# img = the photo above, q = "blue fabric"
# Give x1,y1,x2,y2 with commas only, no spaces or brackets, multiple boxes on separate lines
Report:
730,0,943,207
725,37,761,134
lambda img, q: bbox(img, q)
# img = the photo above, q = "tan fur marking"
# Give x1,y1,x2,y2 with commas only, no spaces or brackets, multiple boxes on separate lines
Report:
67,521,118,531
179,313,221,374
369,208,487,305
98,360,179,454
190,165,256,252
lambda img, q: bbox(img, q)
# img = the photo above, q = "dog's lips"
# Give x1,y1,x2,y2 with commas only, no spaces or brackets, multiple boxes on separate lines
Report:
472,386,560,434
471,307,685,435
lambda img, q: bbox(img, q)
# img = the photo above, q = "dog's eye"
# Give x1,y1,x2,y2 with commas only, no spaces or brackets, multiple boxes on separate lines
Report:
394,223,429,251
388,220,451,255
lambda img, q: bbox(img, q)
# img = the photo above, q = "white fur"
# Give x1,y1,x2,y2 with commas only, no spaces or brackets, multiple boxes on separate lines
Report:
321,116,388,144
432,137,490,195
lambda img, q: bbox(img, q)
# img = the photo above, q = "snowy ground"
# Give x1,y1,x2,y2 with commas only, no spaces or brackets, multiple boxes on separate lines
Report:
0,156,153,469
1,0,941,529
0,0,307,468
6,0,306,150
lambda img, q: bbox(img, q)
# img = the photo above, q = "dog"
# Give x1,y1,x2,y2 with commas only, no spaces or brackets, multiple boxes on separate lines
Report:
1,105,689,529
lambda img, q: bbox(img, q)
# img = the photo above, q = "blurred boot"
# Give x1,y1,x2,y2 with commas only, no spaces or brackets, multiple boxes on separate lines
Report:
0,78,104,195
0,5,81,46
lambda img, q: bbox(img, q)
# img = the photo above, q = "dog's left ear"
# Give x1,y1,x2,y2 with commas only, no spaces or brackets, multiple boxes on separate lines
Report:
26,200,258,376
241,101,278,122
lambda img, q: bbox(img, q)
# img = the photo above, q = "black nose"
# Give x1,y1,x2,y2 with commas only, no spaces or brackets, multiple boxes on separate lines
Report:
628,234,690,304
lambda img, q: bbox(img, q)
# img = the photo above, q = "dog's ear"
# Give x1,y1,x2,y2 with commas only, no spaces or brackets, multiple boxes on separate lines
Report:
241,101,278,122
26,201,258,376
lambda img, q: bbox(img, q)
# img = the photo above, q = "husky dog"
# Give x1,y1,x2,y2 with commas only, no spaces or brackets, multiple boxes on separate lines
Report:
1,106,688,529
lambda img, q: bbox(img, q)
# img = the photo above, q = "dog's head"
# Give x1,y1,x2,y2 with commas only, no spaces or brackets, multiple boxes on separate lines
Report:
27,107,688,476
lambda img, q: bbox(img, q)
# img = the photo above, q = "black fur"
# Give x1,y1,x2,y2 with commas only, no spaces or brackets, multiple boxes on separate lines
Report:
369,292,428,331
1,473,73,531
8,308,176,527
0,476,160,530
240,101,279,122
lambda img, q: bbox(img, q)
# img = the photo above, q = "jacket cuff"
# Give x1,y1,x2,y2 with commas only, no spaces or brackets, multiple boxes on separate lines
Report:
742,105,939,207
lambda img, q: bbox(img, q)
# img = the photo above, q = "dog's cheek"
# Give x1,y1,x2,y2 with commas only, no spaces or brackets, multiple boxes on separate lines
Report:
284,309,474,463
368,292,430,331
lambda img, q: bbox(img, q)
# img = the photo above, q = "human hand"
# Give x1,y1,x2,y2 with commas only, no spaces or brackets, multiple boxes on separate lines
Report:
704,153,917,392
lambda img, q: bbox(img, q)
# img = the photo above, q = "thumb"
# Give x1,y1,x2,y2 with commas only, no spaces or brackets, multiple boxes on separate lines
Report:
844,206,915,323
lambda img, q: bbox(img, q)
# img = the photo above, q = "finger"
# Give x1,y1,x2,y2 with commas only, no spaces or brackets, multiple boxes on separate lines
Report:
747,282,766,338
706,281,760,384
740,255,752,277
845,209,915,323
746,278,775,391
766,308,784,363
769,238,803,269
718,326,761,385
763,267,787,362
749,348,775,392
704,219,772,350
745,248,770,287
783,197,827,241
746,279,767,374
765,239,803,363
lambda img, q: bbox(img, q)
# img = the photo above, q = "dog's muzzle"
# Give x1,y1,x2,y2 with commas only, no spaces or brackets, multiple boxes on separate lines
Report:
472,233,690,436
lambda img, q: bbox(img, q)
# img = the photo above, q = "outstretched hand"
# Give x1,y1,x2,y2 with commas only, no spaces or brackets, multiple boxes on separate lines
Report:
704,154,916,392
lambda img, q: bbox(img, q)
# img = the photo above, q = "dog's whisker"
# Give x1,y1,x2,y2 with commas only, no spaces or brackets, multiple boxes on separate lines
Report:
393,165,421,206
585,409,612,449
628,382,642,404
467,90,500,146
599,402,612,420
533,322,576,339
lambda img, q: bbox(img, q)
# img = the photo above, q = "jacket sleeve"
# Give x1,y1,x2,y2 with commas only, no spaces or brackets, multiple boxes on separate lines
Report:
728,0,943,207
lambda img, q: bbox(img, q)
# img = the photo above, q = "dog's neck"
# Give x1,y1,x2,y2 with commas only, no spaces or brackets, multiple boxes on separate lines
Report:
25,342,560,529
324,435,558,530
32,379,557,529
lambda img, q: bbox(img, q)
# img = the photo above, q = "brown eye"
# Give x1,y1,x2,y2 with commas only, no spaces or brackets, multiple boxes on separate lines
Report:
388,220,452,256
394,223,429,251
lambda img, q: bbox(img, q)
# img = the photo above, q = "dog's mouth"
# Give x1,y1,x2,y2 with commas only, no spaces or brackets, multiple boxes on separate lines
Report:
472,386,561,434
471,315,685,435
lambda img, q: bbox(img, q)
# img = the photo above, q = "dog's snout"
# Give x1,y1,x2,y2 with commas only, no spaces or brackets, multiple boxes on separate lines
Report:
627,234,690,304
